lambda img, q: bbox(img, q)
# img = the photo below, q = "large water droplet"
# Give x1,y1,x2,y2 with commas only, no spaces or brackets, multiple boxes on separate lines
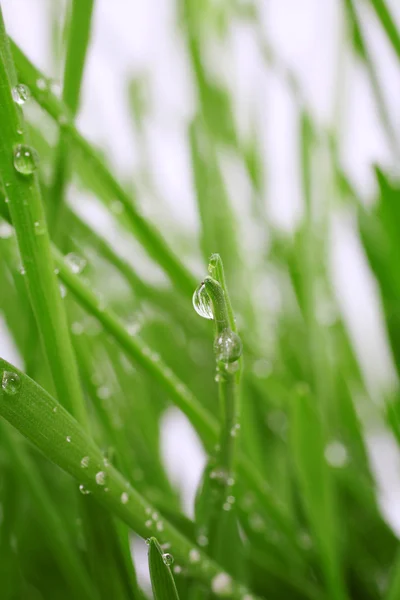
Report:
214,329,242,363
12,84,30,105
162,553,174,566
13,144,39,176
64,253,86,274
1,370,21,395
211,573,233,596
192,283,214,320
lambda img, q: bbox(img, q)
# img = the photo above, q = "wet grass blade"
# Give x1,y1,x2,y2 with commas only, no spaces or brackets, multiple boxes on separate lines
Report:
148,537,180,600
0,357,259,599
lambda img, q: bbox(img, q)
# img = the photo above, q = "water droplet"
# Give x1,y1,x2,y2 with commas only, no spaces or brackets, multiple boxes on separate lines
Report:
145,519,153,528
17,128,23,135
249,513,265,532
223,502,231,511
197,534,208,547
1,370,21,395
80,456,90,468
66,436,71,443
71,322,84,335
162,553,174,566
227,495,235,504
145,507,152,515
64,253,86,274
54,267,60,275
36,78,47,91
95,471,106,485
211,573,233,596
34,220,45,235
121,492,129,504
59,283,67,298
152,512,159,520
156,521,164,532
79,484,90,495
12,84,30,105
97,386,110,400
189,548,200,563
224,360,240,374
50,80,61,96
192,282,214,320
214,329,242,363
324,441,348,468
230,424,240,437
13,144,39,176
145,538,151,545
52,406,58,413
0,222,13,239
19,266,26,275
173,565,182,574
210,468,228,484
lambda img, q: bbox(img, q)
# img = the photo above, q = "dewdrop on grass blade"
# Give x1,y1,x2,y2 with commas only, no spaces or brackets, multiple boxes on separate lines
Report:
214,329,242,363
1,371,21,395
13,144,39,175
64,253,86,274
193,282,214,319
12,84,30,105
162,553,174,566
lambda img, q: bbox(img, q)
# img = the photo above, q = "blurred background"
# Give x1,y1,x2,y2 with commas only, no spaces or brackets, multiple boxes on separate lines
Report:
2,0,400,596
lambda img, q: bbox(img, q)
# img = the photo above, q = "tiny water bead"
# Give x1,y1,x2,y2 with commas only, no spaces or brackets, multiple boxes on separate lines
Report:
1,370,21,395
324,440,348,468
214,329,242,363
120,492,129,504
80,456,90,469
64,253,87,274
95,471,106,485
211,573,233,596
192,282,214,320
189,548,201,563
66,436,71,443
13,144,39,176
12,83,31,105
162,553,174,566
79,484,90,495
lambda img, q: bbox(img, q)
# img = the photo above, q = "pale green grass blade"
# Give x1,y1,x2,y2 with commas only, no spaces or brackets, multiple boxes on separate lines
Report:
148,537,180,600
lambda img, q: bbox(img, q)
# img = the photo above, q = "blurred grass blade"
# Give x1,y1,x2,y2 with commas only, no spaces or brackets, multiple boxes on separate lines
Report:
9,38,196,297
148,537,180,600
290,384,348,600
369,0,400,62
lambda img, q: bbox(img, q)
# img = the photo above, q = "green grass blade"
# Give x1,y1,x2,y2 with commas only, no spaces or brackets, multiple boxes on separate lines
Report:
148,537,180,600
0,9,88,427
290,384,348,600
368,0,400,62
9,39,197,297
0,357,259,599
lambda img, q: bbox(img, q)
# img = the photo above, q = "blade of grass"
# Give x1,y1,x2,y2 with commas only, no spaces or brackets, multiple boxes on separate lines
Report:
9,38,197,298
0,7,88,427
0,356,260,599
148,537,180,600
368,0,400,62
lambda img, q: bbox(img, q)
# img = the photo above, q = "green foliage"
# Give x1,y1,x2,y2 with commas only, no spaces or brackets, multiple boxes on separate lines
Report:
0,1,400,600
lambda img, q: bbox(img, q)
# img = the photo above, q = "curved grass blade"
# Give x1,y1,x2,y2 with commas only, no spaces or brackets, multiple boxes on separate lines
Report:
148,537,180,600
0,357,260,599
0,8,88,427
10,39,196,298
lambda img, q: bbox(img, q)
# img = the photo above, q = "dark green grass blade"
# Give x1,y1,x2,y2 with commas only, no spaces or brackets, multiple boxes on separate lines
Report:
369,0,400,62
148,537,180,600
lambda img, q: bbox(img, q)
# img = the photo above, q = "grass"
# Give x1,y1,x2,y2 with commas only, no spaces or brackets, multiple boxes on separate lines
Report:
0,1,400,599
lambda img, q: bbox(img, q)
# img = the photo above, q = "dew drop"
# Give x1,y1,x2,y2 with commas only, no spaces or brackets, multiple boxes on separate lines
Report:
0,222,13,239
162,553,174,566
13,144,39,176
210,467,228,484
79,484,90,495
95,471,106,485
1,370,21,395
189,548,200,563
36,78,47,91
230,424,240,437
211,573,233,596
192,282,214,320
121,492,129,504
145,519,153,528
324,441,348,468
66,436,71,443
80,456,90,469
34,220,45,235
156,521,164,532
64,253,86,274
223,502,231,511
12,83,30,105
173,565,182,574
59,283,67,298
145,538,151,546
52,406,58,413
214,329,242,363
19,266,26,275
197,534,208,547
